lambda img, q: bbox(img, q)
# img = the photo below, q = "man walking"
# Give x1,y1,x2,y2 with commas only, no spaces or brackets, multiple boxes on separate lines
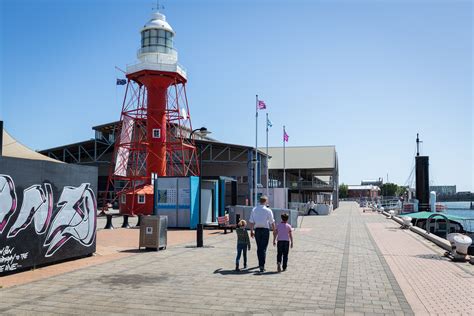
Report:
249,195,275,273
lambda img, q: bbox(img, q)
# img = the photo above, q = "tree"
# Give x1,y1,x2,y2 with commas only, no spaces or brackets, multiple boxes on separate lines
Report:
396,185,407,196
339,183,348,198
381,183,401,197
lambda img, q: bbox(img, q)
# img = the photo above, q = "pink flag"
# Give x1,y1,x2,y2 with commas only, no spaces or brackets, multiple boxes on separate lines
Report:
257,100,266,110
283,130,289,142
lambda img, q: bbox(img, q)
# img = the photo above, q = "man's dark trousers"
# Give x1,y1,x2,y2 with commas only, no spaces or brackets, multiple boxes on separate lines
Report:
255,228,270,270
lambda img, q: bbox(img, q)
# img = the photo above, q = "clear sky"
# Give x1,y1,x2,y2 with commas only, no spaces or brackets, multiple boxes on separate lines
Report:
1,0,472,191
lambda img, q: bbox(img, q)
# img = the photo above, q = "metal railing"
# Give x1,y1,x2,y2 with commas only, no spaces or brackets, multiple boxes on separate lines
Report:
138,46,177,56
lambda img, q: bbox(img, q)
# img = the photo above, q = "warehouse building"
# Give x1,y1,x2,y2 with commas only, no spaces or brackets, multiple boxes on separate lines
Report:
40,123,339,209
267,146,339,208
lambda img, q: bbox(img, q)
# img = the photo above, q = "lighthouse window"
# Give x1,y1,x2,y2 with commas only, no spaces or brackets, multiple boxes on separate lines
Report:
141,29,173,50
153,128,161,138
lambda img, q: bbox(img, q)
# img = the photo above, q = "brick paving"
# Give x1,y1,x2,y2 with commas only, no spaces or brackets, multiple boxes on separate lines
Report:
367,221,474,315
0,202,471,315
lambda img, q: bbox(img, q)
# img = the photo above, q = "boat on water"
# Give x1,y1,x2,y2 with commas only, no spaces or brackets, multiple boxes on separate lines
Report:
395,134,474,256
400,211,474,255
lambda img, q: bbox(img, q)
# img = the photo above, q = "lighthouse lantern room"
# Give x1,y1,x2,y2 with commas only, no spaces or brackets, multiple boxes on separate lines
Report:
104,10,199,216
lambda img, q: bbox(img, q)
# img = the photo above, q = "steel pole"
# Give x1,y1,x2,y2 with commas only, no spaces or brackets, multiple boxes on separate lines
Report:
266,113,269,196
197,143,203,247
255,95,258,206
283,125,286,207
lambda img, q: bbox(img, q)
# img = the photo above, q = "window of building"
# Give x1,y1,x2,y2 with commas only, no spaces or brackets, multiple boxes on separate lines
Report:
95,130,103,140
153,129,161,138
138,195,145,204
121,194,126,204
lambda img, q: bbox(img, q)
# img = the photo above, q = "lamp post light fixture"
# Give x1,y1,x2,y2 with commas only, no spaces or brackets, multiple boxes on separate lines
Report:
189,127,211,247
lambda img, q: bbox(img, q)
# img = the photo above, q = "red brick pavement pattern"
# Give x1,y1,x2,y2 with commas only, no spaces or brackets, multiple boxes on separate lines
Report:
367,220,474,315
0,228,222,288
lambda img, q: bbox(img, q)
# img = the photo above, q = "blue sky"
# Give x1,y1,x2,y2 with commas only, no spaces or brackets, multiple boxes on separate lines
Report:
1,0,472,191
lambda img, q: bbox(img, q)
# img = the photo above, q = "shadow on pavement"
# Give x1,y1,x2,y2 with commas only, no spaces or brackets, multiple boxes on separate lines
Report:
214,267,281,276
254,271,280,275
214,267,259,275
414,254,449,261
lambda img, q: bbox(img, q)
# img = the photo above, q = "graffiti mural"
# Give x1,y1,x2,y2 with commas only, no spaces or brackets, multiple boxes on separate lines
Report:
0,174,96,275
0,175,17,234
7,183,53,238
44,184,96,257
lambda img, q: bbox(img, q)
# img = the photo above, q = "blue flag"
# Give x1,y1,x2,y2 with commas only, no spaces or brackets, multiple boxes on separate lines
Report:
116,79,127,85
267,117,273,128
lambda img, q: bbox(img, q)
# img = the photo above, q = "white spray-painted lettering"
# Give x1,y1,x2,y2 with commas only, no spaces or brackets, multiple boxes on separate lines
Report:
44,184,96,257
7,184,53,238
0,175,17,234
0,246,28,272
0,175,96,264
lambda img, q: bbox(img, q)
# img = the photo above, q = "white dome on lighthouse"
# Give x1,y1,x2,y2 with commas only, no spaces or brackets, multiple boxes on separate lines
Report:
139,12,175,56
142,12,175,34
126,11,186,80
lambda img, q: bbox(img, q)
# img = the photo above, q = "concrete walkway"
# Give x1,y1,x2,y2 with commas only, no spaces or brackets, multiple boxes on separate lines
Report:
0,202,472,315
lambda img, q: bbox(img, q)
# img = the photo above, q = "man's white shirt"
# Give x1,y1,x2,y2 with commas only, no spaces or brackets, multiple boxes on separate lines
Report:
249,204,275,229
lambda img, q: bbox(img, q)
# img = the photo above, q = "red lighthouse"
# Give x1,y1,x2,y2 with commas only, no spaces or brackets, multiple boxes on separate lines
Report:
105,11,199,215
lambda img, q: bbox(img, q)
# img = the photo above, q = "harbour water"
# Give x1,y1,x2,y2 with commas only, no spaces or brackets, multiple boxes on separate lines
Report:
443,201,474,231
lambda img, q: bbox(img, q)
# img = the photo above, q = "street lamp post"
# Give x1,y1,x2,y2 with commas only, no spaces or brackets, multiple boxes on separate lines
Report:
190,127,210,248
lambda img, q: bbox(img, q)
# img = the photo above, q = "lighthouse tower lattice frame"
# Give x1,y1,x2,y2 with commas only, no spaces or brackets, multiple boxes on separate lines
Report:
102,11,199,215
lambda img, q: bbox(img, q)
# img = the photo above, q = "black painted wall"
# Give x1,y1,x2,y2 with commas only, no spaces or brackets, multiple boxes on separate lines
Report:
0,156,98,275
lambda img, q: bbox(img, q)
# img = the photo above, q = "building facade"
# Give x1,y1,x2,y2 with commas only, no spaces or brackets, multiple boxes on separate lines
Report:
39,121,268,207
347,185,381,199
429,185,456,196
267,146,339,208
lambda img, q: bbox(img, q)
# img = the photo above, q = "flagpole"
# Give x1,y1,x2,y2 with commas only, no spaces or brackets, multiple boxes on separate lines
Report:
283,125,286,192
255,95,258,207
266,113,269,196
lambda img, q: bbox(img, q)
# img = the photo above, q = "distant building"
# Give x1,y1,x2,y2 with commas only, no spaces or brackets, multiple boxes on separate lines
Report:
347,185,380,199
267,146,339,208
361,178,383,187
430,185,456,195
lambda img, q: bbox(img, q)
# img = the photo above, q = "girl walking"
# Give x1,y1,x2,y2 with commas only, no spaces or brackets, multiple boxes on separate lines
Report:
273,213,293,272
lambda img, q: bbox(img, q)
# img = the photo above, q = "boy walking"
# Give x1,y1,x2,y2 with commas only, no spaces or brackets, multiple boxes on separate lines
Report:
235,220,251,271
273,213,293,272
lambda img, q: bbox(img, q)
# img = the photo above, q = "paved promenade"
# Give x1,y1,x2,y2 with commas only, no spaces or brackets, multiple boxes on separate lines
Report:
1,202,472,315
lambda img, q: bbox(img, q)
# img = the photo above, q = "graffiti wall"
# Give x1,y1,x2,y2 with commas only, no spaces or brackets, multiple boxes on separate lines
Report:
0,156,98,275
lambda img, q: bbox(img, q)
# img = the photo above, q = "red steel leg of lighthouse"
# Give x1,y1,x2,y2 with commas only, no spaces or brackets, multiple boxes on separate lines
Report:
145,81,168,176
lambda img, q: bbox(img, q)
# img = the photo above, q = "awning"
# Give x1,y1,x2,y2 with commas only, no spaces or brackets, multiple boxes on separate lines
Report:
401,211,467,221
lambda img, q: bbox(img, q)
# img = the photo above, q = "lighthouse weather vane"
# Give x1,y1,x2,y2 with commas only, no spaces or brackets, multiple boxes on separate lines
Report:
152,0,164,12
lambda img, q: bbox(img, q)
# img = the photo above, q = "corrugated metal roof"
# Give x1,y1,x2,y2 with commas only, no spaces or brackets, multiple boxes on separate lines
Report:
266,146,336,170
2,129,62,163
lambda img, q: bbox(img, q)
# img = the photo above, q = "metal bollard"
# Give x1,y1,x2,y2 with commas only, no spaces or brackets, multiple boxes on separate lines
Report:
197,224,204,247
121,215,131,228
104,214,114,230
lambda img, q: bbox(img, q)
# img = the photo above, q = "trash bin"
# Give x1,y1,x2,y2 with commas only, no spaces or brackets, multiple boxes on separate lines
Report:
139,215,168,250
